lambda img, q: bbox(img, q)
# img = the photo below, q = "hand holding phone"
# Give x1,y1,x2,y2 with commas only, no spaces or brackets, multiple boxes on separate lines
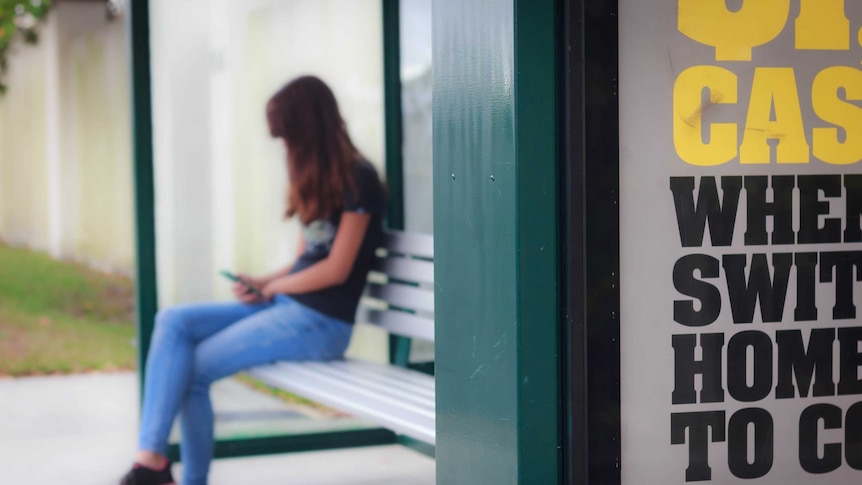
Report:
220,270,265,299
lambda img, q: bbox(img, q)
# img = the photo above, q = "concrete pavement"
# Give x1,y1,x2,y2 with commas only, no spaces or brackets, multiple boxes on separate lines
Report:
0,372,435,485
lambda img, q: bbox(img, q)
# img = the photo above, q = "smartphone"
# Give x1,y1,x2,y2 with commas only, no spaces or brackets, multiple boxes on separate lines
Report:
220,270,265,298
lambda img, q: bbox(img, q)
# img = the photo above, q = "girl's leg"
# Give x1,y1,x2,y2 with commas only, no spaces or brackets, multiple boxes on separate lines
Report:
178,296,353,485
138,301,271,457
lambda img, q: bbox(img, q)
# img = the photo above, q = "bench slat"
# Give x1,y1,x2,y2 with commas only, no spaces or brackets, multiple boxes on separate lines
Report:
372,258,434,285
250,368,435,444
248,361,436,444
249,363,435,415
339,361,436,394
308,361,435,399
273,363,435,418
359,310,435,342
367,282,434,314
385,232,433,259
305,361,434,403
296,363,435,413
346,360,436,390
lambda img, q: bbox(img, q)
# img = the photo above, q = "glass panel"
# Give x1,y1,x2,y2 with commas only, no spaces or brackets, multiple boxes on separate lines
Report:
400,0,433,235
149,0,385,305
399,0,434,364
148,0,386,441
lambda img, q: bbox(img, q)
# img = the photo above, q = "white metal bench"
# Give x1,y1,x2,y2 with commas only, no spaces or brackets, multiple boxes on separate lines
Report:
247,231,436,445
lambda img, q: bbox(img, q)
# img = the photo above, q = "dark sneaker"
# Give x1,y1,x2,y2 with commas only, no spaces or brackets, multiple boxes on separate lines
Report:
119,463,175,485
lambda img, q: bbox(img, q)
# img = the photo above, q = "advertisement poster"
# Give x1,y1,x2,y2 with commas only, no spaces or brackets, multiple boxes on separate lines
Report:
620,1,862,483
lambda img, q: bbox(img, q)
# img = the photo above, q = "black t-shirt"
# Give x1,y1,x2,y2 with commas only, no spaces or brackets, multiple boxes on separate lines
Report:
287,158,386,323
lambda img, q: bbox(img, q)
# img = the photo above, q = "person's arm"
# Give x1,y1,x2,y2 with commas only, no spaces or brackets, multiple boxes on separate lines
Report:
260,212,370,299
258,237,307,284
233,237,306,302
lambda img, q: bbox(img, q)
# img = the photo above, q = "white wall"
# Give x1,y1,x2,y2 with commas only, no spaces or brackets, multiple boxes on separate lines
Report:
0,2,134,274
0,15,50,253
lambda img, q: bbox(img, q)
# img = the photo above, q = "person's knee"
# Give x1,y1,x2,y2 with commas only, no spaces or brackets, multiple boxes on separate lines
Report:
154,306,192,338
189,364,217,395
188,349,219,391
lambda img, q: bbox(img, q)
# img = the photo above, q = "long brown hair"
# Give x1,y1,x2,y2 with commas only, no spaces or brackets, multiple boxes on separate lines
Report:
267,76,358,225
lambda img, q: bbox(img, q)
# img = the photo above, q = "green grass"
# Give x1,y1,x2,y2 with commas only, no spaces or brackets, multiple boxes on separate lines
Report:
0,242,136,376
0,242,338,414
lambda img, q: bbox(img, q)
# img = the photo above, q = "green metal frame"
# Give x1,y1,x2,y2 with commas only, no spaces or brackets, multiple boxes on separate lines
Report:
562,0,587,482
382,0,415,369
167,429,397,462
514,0,561,481
433,0,560,482
567,1,622,482
128,0,158,394
397,435,436,458
128,0,426,460
382,0,404,232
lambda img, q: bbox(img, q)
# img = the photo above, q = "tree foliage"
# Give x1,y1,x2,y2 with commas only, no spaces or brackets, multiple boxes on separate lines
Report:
0,0,52,94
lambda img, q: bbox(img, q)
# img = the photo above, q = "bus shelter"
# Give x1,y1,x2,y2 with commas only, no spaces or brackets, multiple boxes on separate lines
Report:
128,0,862,483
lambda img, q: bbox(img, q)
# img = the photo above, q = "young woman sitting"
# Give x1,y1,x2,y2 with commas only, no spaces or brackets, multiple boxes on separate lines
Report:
120,75,386,485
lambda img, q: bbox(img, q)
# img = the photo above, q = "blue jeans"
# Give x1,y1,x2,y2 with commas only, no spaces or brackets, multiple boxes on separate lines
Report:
138,294,353,485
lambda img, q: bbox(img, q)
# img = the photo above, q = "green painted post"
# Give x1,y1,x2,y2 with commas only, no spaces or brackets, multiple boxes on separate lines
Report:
127,0,158,394
382,0,412,367
382,0,404,231
514,1,561,481
434,0,560,482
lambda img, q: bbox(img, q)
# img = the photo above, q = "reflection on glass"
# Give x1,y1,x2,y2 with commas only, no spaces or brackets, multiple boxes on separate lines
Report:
400,0,433,235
